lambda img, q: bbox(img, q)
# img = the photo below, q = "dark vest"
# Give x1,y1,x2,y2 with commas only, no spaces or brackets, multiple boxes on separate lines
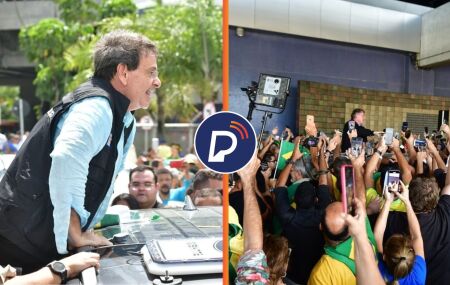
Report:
0,77,134,264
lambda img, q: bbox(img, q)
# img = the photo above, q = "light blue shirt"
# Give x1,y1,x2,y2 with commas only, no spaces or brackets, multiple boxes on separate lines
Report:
169,177,193,202
49,97,135,254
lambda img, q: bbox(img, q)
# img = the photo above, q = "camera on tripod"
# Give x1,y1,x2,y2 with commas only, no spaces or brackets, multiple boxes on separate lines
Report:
241,81,258,98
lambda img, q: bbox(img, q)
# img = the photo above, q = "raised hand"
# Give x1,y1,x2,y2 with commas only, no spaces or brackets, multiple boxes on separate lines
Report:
394,180,410,203
237,153,260,178
348,148,365,169
341,197,367,238
348,129,358,140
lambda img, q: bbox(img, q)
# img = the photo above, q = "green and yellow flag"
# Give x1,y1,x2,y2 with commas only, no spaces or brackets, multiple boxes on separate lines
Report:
276,141,310,170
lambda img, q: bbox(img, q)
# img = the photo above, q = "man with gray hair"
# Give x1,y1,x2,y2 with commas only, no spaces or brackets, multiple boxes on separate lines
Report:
0,30,161,273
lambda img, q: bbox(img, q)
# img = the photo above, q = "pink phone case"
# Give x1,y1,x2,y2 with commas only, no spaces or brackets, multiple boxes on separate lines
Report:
340,164,355,214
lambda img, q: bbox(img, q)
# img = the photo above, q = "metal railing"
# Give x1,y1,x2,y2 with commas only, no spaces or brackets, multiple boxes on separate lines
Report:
134,123,199,155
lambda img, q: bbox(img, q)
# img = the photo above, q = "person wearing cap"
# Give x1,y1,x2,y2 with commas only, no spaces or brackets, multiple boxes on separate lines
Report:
273,136,332,284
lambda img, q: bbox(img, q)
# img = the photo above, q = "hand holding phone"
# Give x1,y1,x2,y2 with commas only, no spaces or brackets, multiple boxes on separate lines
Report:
401,122,408,132
384,128,394,145
340,165,355,215
383,170,400,200
351,137,363,157
305,115,317,137
414,139,427,151
348,120,356,131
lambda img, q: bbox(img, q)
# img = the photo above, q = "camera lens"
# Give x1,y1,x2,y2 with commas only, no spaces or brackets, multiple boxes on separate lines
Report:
274,79,279,84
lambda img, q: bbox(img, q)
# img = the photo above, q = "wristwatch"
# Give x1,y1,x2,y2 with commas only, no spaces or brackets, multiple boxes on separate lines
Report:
47,261,68,284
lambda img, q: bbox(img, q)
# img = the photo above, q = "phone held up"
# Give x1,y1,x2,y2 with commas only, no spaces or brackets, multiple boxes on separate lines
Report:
348,120,356,132
383,170,401,200
340,164,355,215
384,128,394,145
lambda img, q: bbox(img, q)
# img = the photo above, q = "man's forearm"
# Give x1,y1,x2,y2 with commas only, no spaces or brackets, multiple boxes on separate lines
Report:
276,163,292,187
354,234,385,285
242,178,263,251
365,153,379,188
68,209,83,248
354,167,365,204
393,148,412,184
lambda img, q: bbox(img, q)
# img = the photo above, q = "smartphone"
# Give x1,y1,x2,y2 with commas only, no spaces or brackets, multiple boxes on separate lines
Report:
261,131,270,141
306,136,319,147
348,120,356,131
402,122,408,132
385,128,394,145
414,139,427,152
306,115,314,125
365,141,374,156
340,165,355,215
405,129,411,139
414,139,427,148
383,170,400,198
351,137,363,157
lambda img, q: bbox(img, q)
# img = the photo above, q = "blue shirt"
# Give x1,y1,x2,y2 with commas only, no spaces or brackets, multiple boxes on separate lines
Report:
169,177,193,202
378,254,426,285
49,97,135,254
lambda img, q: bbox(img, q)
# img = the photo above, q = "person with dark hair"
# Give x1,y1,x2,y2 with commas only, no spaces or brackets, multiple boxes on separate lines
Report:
273,137,332,284
374,181,426,285
341,108,374,152
111,193,140,210
155,168,173,204
0,30,161,272
128,166,162,209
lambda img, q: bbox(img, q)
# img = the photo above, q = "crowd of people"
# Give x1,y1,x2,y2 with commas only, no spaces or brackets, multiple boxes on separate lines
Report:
230,108,449,285
0,131,27,154
110,144,223,210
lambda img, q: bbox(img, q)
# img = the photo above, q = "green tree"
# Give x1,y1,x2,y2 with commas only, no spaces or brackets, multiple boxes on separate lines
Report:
136,0,222,137
19,18,93,110
0,86,20,121
19,0,221,139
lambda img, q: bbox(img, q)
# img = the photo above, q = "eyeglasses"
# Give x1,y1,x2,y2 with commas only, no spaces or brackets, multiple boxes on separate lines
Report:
131,182,154,188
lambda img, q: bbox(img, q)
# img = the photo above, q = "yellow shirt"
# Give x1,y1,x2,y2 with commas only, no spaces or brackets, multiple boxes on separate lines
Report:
307,255,356,285
366,187,406,212
229,206,244,270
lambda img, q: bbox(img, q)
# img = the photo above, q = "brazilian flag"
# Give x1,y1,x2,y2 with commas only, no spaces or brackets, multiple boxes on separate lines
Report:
276,141,310,170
